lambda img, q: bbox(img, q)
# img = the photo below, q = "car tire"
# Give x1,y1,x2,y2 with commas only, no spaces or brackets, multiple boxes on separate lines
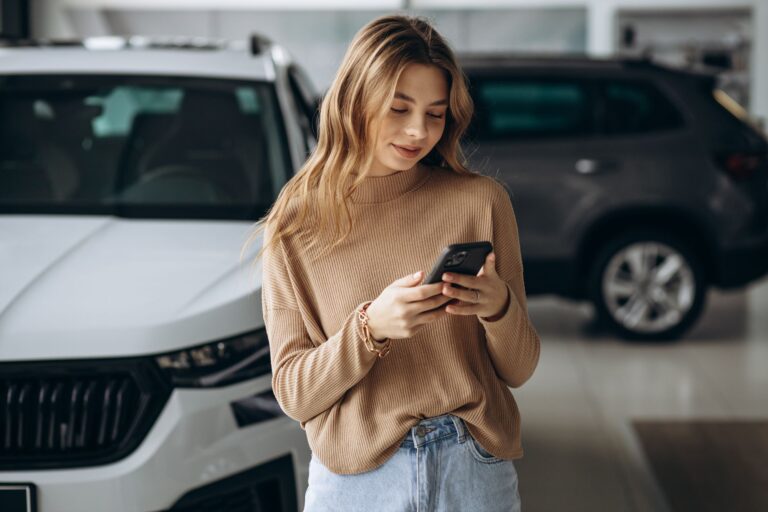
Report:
586,229,708,342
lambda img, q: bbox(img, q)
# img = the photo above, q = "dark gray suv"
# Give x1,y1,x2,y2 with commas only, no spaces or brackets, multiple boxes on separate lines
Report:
460,54,768,341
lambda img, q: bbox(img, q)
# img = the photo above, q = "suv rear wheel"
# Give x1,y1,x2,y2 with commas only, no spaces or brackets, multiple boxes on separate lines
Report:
586,230,708,342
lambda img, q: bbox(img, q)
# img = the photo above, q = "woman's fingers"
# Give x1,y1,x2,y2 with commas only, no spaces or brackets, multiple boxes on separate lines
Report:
442,282,480,303
441,272,484,289
401,281,444,302
414,300,451,324
409,291,451,312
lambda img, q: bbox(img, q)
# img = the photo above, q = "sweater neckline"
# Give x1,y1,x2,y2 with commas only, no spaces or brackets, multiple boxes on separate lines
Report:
349,163,432,204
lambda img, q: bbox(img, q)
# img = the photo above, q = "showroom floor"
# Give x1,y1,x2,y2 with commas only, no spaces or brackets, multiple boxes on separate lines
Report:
514,273,768,512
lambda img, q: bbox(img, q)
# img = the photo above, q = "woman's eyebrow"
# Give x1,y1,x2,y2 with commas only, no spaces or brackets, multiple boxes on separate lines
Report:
394,91,449,106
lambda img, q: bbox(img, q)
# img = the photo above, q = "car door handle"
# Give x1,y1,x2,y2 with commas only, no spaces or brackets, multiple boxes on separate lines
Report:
574,158,619,174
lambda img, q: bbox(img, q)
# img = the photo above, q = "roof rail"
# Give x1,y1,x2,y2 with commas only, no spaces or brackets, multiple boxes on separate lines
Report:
0,37,82,48
0,34,273,54
249,34,272,56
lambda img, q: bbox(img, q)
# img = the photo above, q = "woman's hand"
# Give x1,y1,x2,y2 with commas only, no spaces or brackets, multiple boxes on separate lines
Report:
441,252,511,321
366,271,454,340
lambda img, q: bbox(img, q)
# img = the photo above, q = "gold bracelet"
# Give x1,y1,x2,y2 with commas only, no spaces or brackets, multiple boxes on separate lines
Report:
358,301,392,358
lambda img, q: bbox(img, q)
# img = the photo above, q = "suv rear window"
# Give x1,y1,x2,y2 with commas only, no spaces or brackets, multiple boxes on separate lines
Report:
0,75,291,220
598,80,684,135
470,78,594,141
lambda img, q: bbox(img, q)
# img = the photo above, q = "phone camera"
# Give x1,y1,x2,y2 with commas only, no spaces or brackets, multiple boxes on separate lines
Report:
445,250,467,268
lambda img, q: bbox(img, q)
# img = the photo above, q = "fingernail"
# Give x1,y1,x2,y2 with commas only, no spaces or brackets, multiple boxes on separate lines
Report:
443,273,452,281
413,271,422,278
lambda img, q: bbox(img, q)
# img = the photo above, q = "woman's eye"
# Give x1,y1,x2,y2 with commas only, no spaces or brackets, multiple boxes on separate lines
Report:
390,107,444,119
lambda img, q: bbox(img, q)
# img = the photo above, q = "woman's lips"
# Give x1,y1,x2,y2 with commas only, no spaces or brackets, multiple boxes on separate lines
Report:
392,144,421,158
392,144,421,159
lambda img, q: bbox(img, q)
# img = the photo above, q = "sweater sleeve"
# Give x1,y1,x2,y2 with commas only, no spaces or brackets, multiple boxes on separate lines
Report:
260,225,382,424
478,183,541,388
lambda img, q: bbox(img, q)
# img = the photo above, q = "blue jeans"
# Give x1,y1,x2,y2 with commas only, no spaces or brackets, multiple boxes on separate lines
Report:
304,414,522,511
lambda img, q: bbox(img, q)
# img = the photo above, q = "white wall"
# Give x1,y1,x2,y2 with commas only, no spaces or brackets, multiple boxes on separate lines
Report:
38,6,587,91
32,0,768,126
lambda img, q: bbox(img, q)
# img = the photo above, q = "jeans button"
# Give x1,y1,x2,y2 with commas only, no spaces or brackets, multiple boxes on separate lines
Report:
415,426,426,436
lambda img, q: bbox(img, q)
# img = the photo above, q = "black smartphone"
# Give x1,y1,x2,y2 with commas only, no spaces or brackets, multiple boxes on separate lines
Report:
423,241,493,287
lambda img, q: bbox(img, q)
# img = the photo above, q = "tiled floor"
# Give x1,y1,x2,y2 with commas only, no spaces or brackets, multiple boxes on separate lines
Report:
514,273,768,512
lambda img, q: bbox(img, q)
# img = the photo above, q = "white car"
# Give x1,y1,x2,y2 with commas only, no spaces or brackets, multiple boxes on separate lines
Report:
0,35,318,512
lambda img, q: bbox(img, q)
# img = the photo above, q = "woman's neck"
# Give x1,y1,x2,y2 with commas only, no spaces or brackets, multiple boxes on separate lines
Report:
349,163,431,204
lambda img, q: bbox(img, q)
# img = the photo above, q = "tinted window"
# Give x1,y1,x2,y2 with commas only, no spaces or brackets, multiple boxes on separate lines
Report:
472,79,594,140
599,81,684,135
0,75,291,220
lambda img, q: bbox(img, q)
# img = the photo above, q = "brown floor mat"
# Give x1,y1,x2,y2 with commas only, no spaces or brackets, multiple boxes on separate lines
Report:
632,419,768,512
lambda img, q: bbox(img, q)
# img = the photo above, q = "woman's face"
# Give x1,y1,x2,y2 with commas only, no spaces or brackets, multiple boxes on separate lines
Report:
369,63,449,176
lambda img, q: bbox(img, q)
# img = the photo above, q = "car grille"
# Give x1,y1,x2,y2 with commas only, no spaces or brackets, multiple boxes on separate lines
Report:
0,357,171,469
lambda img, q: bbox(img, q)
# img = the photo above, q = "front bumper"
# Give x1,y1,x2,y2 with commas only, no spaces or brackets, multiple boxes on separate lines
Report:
0,376,310,512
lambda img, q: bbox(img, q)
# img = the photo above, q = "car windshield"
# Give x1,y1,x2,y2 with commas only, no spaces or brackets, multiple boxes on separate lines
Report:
0,74,291,220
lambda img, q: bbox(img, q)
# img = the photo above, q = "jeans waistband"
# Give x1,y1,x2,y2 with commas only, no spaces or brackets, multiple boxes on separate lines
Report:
399,414,468,449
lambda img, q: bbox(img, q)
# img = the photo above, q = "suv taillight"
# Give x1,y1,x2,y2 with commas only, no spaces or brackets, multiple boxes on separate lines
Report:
714,151,767,180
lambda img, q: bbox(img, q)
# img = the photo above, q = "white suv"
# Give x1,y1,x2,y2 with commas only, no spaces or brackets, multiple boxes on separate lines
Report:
0,35,318,512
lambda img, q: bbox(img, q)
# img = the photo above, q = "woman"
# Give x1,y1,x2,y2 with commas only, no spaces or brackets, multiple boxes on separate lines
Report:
242,14,541,512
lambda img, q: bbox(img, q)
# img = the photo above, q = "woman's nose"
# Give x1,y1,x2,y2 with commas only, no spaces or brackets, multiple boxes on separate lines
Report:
404,118,427,139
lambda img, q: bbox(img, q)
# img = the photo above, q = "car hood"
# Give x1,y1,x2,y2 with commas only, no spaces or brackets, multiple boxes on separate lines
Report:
0,216,265,361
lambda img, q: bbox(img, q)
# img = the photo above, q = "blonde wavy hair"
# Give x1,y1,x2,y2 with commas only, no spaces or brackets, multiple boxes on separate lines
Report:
239,13,475,269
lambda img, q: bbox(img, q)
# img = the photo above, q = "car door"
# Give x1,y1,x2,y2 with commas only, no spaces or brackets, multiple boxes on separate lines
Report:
464,72,604,267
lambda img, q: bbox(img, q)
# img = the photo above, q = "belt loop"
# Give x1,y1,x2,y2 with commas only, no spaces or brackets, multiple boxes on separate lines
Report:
411,425,421,447
450,415,467,444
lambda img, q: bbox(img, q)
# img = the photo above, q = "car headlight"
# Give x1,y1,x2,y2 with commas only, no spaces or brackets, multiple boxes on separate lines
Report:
155,329,270,387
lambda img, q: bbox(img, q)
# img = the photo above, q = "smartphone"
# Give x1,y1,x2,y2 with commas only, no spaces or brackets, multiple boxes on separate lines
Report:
423,241,493,287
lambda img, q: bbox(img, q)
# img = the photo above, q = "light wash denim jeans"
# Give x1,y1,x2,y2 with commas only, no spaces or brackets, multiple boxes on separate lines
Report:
303,414,522,511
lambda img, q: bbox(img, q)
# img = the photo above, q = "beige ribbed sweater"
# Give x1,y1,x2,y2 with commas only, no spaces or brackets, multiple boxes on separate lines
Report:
260,163,541,475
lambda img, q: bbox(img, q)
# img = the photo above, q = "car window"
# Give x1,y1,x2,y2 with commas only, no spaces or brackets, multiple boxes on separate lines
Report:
0,75,291,220
598,80,684,135
89,86,183,137
471,78,594,141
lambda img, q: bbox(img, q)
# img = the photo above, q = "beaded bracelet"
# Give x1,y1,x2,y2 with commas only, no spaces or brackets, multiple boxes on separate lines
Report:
358,301,392,358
